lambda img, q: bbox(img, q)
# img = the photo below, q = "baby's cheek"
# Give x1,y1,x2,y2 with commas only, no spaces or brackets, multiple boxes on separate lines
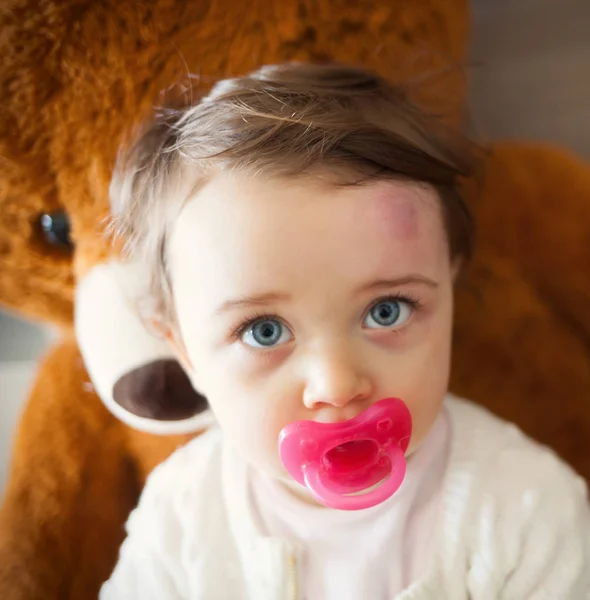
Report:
405,369,448,450
406,394,445,452
220,401,285,470
390,351,450,451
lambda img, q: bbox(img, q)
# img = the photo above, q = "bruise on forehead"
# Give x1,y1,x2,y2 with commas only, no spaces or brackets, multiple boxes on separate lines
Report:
357,181,436,241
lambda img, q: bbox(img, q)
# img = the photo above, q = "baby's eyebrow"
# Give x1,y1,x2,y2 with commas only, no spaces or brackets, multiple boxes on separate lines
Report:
215,292,291,314
355,275,439,294
215,276,437,315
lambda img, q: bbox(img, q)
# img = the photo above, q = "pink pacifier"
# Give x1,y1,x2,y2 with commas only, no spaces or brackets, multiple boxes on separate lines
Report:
279,398,412,511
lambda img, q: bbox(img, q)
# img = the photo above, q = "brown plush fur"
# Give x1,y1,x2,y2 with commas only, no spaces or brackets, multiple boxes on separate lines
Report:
1,1,589,599
453,142,590,477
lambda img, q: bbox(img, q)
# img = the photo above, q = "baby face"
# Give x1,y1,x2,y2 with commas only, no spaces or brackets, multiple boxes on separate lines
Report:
168,171,455,482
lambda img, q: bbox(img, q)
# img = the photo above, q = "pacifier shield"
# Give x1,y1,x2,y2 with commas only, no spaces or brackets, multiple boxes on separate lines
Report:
279,398,412,510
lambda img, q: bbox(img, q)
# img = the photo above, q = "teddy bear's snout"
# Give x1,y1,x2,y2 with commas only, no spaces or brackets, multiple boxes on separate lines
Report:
112,359,209,421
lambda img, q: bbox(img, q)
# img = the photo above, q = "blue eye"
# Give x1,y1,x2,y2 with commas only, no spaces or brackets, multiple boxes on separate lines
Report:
241,319,293,348
364,299,412,329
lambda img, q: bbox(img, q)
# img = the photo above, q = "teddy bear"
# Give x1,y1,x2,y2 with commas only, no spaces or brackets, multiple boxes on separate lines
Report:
0,0,588,599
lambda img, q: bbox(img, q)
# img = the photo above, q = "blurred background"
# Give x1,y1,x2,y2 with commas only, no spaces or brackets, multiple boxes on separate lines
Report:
1,0,589,492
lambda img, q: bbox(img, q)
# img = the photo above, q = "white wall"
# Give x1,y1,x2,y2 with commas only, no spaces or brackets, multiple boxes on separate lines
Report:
0,361,39,495
0,311,54,495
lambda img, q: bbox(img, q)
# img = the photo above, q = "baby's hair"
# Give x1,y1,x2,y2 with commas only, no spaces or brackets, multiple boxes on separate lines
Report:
110,62,479,327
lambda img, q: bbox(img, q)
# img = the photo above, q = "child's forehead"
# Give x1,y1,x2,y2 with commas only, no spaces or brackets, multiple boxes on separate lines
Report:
168,172,450,316
176,171,442,249
172,173,445,280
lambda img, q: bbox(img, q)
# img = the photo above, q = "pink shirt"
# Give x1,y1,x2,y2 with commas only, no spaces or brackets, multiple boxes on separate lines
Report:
250,409,451,599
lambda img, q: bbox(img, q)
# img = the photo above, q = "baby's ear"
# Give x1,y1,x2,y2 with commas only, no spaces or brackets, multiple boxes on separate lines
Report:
159,321,195,375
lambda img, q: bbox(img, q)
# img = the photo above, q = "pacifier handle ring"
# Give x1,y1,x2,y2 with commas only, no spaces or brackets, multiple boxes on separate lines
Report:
302,445,406,511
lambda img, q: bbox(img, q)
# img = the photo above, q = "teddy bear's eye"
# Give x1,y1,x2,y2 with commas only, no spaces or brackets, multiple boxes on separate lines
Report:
39,210,73,250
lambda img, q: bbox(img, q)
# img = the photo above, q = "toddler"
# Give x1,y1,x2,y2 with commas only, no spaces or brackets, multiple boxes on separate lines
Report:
100,63,590,599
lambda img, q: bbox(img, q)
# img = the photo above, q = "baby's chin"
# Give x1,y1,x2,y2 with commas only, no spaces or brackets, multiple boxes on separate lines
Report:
276,473,325,507
248,454,316,498
405,411,444,457
404,437,426,458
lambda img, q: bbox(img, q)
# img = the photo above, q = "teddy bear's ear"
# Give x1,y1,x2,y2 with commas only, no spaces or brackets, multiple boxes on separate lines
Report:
75,258,215,435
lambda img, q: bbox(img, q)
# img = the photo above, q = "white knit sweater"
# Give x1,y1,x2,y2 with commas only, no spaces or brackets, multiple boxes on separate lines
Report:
100,396,590,599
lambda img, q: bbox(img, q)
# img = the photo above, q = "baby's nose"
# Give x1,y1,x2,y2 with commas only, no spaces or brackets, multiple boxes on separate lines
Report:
302,350,373,411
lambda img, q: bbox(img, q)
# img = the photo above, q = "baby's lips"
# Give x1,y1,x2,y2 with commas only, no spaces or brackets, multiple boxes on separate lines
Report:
279,398,412,487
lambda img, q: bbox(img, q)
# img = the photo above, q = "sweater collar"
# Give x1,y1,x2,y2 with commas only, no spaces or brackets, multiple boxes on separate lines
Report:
222,439,299,600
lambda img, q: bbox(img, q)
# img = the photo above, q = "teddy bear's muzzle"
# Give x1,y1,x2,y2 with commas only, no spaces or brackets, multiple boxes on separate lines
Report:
112,359,209,421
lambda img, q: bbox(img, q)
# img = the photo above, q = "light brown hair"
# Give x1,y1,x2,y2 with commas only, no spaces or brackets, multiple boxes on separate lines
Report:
110,62,479,326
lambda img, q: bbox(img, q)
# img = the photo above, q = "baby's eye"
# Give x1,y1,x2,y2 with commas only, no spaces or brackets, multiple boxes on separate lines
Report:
364,299,413,330
241,318,293,348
